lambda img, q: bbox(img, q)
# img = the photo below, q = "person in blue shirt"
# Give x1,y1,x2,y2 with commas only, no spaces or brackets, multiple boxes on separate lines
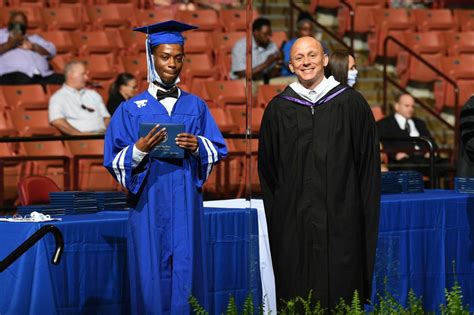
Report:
103,20,227,314
281,13,330,77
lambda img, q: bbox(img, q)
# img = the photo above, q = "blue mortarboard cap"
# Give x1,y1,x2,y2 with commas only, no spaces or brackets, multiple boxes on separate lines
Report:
133,20,198,47
133,20,197,84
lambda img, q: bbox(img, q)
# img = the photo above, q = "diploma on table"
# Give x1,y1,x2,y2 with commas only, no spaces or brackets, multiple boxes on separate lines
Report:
139,122,185,159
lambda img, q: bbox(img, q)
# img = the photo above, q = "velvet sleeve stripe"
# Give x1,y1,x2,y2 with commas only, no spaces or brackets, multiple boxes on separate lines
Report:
461,130,474,146
460,108,474,119
198,135,217,179
460,121,474,133
112,146,129,188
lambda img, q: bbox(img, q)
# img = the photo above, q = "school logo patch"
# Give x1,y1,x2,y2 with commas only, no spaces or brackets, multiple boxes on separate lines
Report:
134,100,148,108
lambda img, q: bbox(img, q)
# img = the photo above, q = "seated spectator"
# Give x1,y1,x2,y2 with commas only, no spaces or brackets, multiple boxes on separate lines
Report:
49,60,110,135
106,73,137,116
230,17,283,82
324,50,358,87
0,11,64,85
377,93,437,165
281,13,330,77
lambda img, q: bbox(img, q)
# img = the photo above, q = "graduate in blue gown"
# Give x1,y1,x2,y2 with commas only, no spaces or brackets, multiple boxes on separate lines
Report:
103,20,227,314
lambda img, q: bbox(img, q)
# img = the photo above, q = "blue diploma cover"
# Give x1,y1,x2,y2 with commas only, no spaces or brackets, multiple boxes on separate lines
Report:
139,123,185,159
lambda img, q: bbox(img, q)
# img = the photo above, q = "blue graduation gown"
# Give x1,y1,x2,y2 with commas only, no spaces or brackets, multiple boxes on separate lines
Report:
104,89,227,314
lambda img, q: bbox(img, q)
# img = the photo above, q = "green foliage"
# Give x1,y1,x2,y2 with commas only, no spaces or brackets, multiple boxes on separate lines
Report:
440,280,470,315
188,295,209,315
406,289,424,315
226,296,238,315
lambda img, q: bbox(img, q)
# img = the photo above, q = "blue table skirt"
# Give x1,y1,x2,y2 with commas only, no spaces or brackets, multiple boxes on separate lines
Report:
372,190,474,312
0,208,261,315
1,191,474,314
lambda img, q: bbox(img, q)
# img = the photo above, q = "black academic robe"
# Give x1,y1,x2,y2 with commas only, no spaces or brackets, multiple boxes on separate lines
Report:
258,86,381,309
458,96,474,177
377,114,436,162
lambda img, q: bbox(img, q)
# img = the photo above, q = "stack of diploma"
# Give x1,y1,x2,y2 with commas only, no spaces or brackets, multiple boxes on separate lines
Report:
94,192,128,211
381,171,424,194
49,192,99,215
16,205,66,217
454,177,474,193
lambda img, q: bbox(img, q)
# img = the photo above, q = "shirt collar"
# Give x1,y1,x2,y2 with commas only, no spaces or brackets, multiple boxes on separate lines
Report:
148,82,181,100
289,75,340,103
63,83,86,95
394,112,410,128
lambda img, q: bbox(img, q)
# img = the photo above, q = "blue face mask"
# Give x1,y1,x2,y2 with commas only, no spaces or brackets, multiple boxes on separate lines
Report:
347,69,358,87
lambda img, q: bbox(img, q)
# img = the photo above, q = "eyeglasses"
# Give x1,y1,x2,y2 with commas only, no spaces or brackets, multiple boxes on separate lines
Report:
81,104,95,112
292,52,319,65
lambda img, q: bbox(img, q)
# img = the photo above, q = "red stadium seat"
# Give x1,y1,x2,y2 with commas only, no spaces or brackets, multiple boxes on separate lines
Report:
71,30,120,57
120,54,147,81
227,106,264,133
443,31,474,57
37,30,76,56
41,7,87,31
434,79,474,112
367,8,416,64
203,81,246,108
17,175,60,206
175,10,222,32
256,84,286,108
219,9,258,32
272,31,288,50
413,9,456,32
209,108,238,134
371,106,385,121
454,9,474,32
211,32,245,80
2,85,49,110
11,109,56,136
309,0,340,13
118,29,146,55
182,31,213,60
65,140,118,191
133,8,175,28
181,54,219,96
86,4,135,30
338,0,385,36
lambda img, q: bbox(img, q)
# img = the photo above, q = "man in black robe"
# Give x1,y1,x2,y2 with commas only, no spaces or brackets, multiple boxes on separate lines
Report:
258,37,380,309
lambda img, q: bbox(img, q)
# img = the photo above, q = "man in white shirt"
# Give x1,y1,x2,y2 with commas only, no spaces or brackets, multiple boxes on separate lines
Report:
48,60,110,135
377,93,436,162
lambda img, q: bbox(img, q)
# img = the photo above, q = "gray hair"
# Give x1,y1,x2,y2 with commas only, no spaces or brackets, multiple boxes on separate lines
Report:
64,60,86,77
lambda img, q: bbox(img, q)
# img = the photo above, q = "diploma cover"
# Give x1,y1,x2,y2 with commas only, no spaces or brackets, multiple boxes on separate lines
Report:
139,123,185,159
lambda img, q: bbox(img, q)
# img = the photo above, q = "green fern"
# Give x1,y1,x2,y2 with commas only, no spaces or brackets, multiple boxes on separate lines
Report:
242,294,254,315
225,295,238,315
188,295,209,315
441,280,469,315
331,297,349,315
406,289,424,315
280,298,298,315
349,290,363,315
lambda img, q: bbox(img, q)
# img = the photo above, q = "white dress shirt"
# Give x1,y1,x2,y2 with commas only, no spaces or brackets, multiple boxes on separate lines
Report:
289,76,340,103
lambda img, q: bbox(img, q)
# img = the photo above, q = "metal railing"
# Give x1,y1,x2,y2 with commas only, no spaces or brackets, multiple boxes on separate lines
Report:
382,35,459,159
0,224,63,272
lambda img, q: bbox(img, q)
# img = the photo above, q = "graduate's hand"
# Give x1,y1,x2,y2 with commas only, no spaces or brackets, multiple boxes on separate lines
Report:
135,124,167,152
175,133,198,152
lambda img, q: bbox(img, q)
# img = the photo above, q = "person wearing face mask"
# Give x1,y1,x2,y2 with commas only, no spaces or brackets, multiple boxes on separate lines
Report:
324,50,358,87
106,72,138,115
0,11,64,85
104,20,227,314
259,36,380,310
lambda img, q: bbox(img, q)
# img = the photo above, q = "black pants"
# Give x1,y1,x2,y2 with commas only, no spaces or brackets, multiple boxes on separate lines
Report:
0,72,64,85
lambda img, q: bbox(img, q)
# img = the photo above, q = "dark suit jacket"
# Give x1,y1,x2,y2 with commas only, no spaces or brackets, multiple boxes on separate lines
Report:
377,114,436,162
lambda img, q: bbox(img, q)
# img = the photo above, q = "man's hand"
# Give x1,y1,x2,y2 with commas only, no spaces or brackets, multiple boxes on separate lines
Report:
395,152,409,161
20,39,33,50
175,133,198,152
265,51,281,66
135,124,167,152
7,33,24,49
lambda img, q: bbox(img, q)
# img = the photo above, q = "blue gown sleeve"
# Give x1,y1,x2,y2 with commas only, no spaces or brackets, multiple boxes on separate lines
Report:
103,104,150,195
194,104,228,188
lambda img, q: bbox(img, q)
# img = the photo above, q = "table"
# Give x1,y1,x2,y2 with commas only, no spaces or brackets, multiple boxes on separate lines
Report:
372,190,474,312
0,208,262,315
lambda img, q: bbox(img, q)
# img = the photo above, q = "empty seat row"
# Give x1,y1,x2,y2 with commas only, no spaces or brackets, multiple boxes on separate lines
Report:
0,6,256,32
